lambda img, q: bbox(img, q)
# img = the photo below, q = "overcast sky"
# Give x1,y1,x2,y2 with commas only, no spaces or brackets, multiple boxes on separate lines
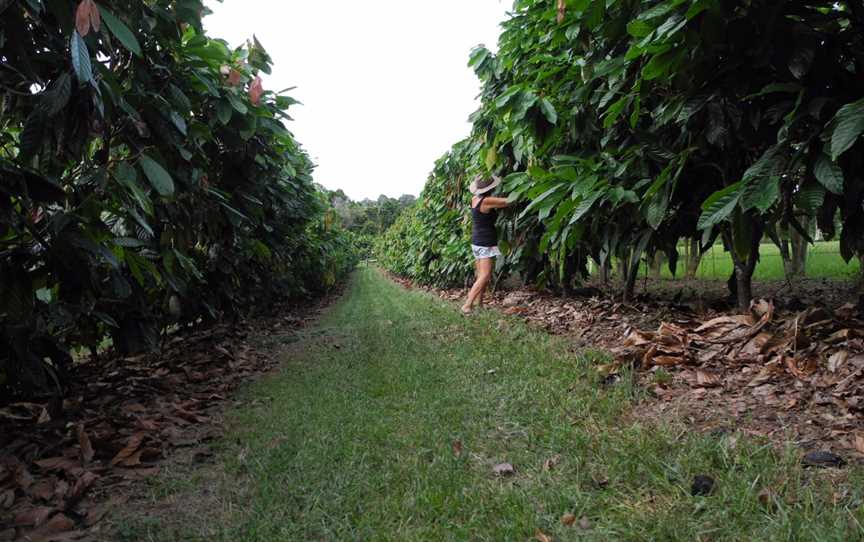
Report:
203,1,510,201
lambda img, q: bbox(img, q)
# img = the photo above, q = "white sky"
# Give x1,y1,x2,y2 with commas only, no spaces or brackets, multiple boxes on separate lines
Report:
204,1,511,201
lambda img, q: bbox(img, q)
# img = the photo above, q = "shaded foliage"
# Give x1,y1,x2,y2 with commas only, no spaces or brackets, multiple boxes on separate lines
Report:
0,1,356,400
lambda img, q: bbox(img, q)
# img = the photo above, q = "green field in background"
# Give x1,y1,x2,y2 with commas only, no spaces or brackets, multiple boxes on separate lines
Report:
633,241,860,281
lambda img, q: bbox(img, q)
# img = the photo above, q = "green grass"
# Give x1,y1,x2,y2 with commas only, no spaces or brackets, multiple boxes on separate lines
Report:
118,268,864,541
635,241,861,281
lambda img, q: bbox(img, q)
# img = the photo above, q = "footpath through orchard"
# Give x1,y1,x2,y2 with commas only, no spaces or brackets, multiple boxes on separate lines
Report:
116,268,862,541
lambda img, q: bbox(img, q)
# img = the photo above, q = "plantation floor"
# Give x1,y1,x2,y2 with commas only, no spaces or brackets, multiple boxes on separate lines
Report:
115,268,863,541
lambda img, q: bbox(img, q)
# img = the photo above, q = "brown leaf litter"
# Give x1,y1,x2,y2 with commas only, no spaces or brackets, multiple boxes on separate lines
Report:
392,274,864,463
0,296,331,541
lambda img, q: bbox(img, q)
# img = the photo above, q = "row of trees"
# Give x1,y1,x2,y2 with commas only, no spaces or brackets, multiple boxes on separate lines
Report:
1,1,357,401
379,0,864,309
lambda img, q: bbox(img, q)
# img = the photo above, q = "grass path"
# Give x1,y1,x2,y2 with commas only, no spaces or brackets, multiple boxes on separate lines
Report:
120,268,862,541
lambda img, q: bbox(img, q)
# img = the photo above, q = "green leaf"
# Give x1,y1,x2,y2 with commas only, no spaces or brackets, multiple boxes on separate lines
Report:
584,0,605,29
603,96,628,128
697,181,745,230
626,20,653,38
830,98,864,160
44,73,71,116
569,190,604,225
788,48,814,80
794,181,825,214
99,7,142,57
170,111,187,135
685,1,710,19
226,93,248,115
638,0,684,20
468,47,490,67
216,100,232,125
485,146,498,171
139,154,175,197
731,209,752,262
539,98,558,124
813,153,844,195
741,175,780,212
114,161,153,215
70,31,92,84
19,110,45,159
642,49,680,80
744,82,802,100
644,193,669,230
0,267,34,320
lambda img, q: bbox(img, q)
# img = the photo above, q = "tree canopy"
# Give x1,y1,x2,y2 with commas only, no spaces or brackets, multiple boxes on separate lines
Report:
379,0,864,308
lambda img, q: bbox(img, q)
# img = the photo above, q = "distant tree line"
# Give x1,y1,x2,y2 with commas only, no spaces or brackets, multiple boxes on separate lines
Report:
327,190,416,236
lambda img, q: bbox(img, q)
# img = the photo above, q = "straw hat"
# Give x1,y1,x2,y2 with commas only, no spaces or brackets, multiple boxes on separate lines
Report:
469,175,502,195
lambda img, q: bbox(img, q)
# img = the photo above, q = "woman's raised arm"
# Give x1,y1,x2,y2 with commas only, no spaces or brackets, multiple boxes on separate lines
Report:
480,197,509,211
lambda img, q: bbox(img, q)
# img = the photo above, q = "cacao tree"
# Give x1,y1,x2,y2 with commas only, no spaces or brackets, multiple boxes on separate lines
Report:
1,1,357,401
380,0,864,312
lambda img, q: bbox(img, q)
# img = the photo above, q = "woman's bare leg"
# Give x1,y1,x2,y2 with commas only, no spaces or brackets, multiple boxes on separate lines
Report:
462,258,493,313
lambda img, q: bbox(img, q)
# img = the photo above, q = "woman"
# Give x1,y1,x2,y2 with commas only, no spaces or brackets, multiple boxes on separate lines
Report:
462,175,509,314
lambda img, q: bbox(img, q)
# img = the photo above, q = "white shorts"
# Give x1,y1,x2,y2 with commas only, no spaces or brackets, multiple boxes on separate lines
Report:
471,245,501,260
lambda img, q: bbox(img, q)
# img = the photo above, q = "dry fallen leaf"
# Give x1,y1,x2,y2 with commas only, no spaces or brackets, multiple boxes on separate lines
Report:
41,512,76,534
78,425,95,464
0,489,14,509
543,454,561,471
14,506,55,527
827,350,849,373
535,529,553,542
452,440,463,457
561,513,576,526
758,488,776,509
854,435,864,455
111,433,146,466
696,369,722,388
493,462,515,476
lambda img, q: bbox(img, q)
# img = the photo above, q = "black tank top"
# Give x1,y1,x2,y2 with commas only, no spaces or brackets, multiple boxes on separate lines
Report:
471,196,498,247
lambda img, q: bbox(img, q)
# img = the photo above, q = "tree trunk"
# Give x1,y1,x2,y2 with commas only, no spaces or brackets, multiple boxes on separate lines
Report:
617,253,630,284
649,252,664,279
790,217,808,277
597,258,610,284
858,254,864,294
685,238,702,279
735,266,754,312
724,216,765,312
778,238,794,278
623,256,640,303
